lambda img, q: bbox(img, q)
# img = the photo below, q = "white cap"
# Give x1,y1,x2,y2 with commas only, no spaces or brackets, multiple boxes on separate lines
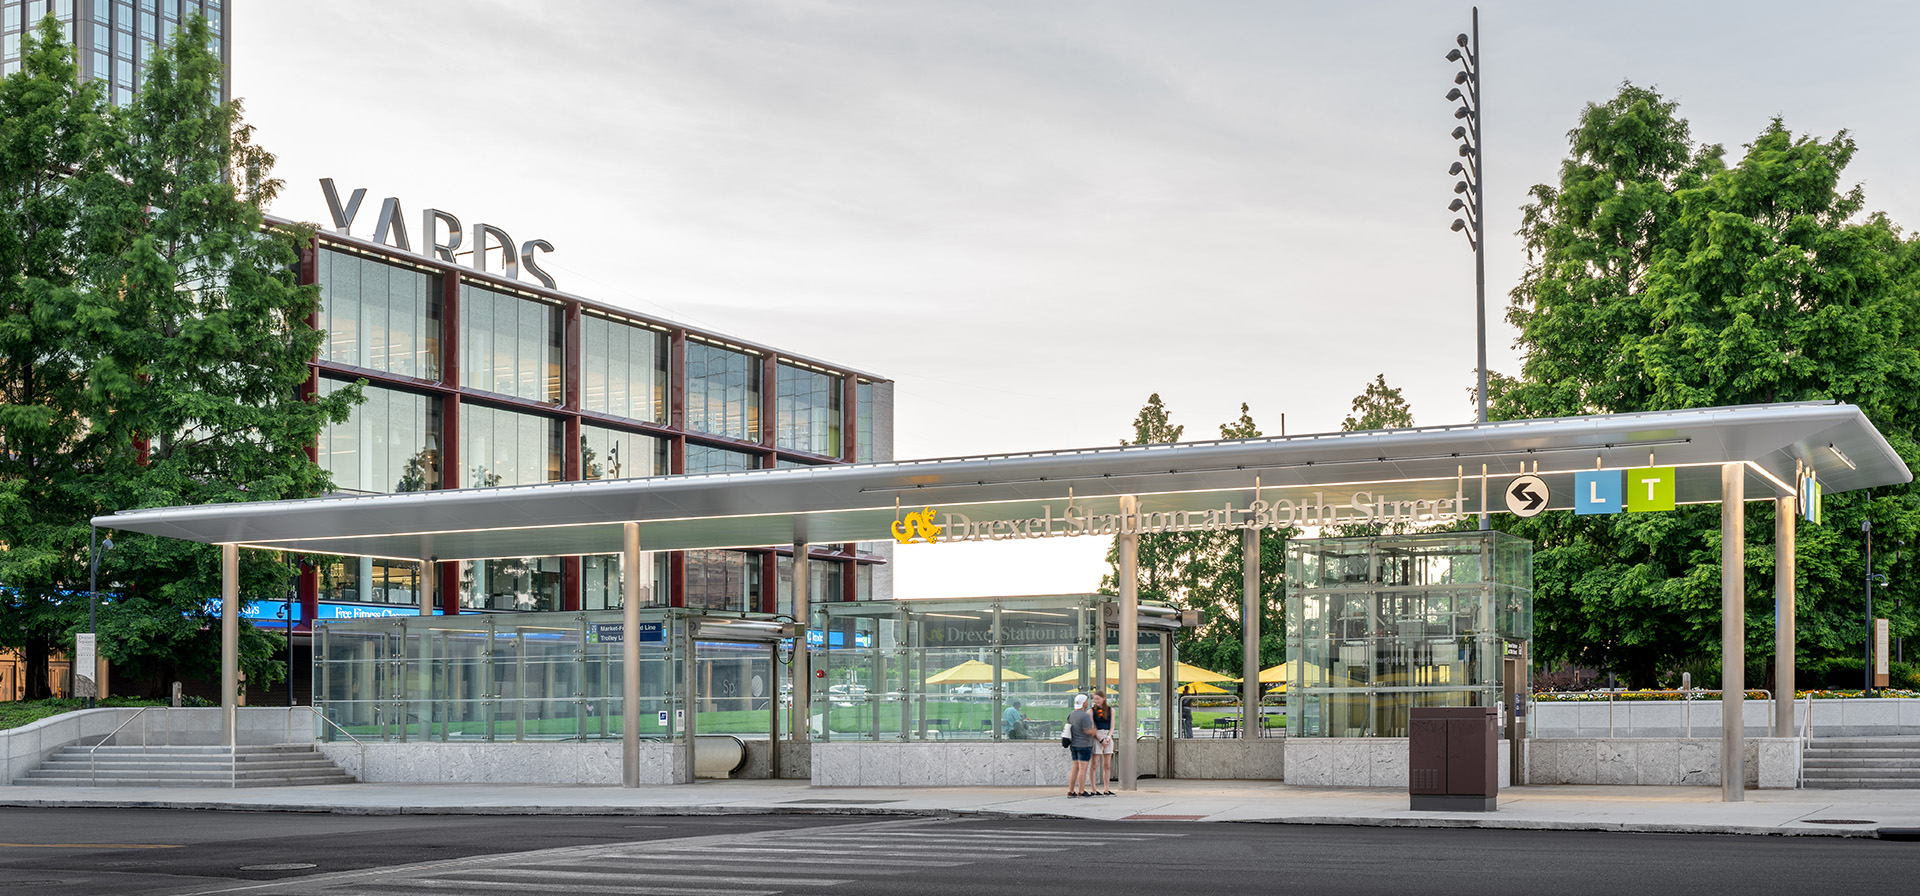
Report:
1074,694,1088,709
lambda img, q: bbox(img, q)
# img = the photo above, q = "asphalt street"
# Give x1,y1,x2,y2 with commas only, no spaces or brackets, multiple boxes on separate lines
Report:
0,809,1914,896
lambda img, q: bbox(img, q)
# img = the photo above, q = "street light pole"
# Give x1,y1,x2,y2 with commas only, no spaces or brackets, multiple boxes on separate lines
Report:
1864,518,1875,695
1445,7,1488,529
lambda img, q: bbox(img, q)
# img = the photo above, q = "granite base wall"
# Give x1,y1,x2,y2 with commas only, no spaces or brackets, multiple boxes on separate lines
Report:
1167,738,1284,780
1524,737,1799,788
319,741,691,785
813,742,1103,787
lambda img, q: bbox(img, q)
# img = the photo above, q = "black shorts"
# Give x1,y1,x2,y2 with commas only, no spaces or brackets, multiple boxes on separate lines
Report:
1070,745,1093,761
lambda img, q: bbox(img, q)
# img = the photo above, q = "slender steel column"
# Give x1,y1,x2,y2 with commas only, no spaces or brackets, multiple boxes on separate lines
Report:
1721,463,1746,802
221,544,239,747
622,522,642,787
418,557,435,617
1775,496,1796,738
790,528,811,742
679,614,696,784
1118,495,1140,790
1242,526,1260,738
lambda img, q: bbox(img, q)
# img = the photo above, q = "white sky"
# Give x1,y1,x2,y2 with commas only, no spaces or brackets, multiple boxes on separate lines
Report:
235,1,1920,598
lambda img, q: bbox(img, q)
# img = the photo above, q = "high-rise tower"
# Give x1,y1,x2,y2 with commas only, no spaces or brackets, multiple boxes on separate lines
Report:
0,0,229,106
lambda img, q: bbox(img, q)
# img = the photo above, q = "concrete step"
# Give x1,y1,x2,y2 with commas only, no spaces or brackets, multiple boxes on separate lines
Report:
14,745,354,787
1800,777,1920,789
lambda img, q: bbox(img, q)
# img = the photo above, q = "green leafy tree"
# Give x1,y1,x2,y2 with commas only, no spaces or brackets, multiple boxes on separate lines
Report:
0,15,359,696
1495,83,1920,688
0,16,111,698
1100,397,1293,675
1341,374,1414,432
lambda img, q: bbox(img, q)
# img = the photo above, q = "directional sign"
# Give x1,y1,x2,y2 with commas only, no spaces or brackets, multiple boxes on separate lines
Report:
1505,475,1549,518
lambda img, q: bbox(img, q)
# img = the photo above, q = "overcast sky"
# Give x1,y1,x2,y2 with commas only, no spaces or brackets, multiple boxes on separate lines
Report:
236,1,1920,598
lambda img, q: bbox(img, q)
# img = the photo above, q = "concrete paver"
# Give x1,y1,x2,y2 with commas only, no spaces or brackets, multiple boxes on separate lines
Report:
2,779,1916,838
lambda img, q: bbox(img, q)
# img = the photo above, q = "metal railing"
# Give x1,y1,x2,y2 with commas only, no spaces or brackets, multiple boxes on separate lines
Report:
82,706,366,787
1578,689,1773,737
87,706,156,787
293,705,368,782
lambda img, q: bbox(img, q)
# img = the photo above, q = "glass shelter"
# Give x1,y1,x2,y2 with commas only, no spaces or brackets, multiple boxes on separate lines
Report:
812,595,1179,742
1285,531,1532,739
313,608,790,744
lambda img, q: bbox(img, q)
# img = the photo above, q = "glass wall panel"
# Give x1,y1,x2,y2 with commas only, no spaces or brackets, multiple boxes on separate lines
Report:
580,425,666,481
774,555,844,618
684,549,759,613
316,378,441,494
460,403,562,487
684,342,759,441
581,553,671,611
460,557,562,612
685,443,757,474
775,362,840,457
315,248,441,378
856,381,874,463
1285,531,1532,738
458,282,561,402
581,314,666,423
316,556,421,605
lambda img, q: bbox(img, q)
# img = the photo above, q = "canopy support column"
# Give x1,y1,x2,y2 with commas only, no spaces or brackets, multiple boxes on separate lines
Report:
221,544,238,748
1775,496,1797,738
418,557,436,616
1722,463,1746,802
622,522,643,787
1118,495,1139,791
791,523,811,743
1242,526,1260,740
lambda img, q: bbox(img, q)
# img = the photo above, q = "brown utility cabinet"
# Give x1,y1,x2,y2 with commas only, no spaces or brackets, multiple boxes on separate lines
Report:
1409,705,1497,811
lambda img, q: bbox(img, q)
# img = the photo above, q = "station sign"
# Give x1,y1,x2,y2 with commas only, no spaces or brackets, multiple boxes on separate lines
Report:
319,179,558,289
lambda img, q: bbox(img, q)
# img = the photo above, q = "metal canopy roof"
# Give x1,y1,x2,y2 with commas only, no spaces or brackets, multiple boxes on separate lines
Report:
94,402,1911,561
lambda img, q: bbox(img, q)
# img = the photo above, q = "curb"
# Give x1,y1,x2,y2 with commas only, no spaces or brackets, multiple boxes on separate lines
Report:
0,796,1887,838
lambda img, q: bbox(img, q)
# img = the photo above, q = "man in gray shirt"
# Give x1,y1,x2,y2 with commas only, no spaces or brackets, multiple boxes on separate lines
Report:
1066,693,1099,797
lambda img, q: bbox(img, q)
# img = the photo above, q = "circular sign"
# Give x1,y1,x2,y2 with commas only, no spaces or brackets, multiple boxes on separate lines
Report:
1505,474,1549,518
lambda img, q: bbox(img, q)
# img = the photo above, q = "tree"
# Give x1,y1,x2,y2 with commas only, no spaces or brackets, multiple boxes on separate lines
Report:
1100,397,1293,675
1341,374,1414,432
0,16,111,698
0,15,359,696
1495,83,1920,688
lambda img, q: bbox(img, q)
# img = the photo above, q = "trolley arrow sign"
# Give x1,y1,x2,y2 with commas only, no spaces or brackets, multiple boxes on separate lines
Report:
1506,475,1548,518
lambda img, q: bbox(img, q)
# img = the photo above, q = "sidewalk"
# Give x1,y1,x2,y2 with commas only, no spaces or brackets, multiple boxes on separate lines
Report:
3,779,1917,839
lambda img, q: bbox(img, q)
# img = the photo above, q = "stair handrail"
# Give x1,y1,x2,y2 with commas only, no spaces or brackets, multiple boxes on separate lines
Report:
1797,693,1812,789
291,705,368,782
88,706,154,787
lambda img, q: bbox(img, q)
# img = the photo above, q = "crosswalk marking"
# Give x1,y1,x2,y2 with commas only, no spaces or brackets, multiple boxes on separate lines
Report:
198,819,1193,896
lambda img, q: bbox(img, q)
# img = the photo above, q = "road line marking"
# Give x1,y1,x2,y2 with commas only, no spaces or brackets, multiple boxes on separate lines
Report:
357,879,773,896
0,842,184,849
437,868,850,887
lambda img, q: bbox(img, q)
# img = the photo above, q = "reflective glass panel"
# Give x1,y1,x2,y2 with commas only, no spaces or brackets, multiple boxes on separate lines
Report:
315,378,441,494
684,342,759,441
316,248,442,378
459,403,562,487
460,557,562,612
458,282,561,402
580,425,666,481
685,443,757,474
775,363,840,457
580,314,666,423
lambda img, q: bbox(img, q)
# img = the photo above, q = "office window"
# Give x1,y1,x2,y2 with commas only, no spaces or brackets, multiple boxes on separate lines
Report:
684,341,759,441
316,248,442,379
581,553,670,611
315,378,442,494
460,557,561,612
685,443,757,475
460,403,562,488
580,314,665,422
856,381,874,463
580,425,665,482
459,282,561,403
317,557,420,605
685,550,757,613
775,362,840,457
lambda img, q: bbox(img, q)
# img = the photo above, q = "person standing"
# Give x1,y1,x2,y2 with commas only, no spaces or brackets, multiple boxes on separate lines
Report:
1089,690,1115,795
1066,693,1098,797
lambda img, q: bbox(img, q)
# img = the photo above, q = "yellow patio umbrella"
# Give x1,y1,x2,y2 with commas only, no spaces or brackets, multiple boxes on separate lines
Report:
925,659,1032,685
1179,680,1232,694
1258,663,1288,684
1142,661,1241,684
1043,659,1129,685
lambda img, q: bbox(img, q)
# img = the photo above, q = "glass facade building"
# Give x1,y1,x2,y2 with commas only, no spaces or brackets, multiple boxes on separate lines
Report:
298,233,894,624
0,0,229,108
1285,531,1532,739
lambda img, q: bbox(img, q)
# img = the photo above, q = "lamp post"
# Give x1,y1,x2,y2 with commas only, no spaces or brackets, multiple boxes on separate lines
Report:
1444,8,1488,529
86,526,113,708
1864,518,1875,696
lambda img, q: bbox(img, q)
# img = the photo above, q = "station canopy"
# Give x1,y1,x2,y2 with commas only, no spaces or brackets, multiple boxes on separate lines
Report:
95,402,1912,561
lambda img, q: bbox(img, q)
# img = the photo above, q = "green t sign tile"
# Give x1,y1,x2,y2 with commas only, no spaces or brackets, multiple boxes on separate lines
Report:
1626,466,1676,512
